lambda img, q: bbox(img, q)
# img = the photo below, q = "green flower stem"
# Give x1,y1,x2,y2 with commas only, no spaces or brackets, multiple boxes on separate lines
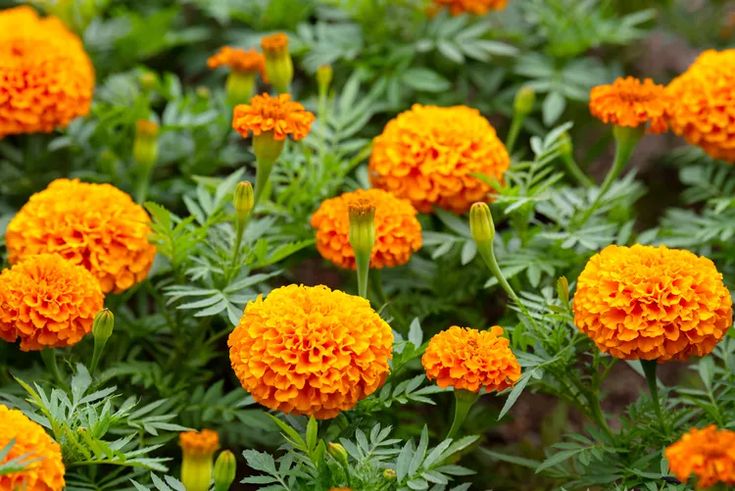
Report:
135,163,154,204
252,159,274,209
252,135,286,208
562,152,594,188
41,349,63,385
446,390,479,440
505,114,524,155
641,359,667,433
354,248,370,299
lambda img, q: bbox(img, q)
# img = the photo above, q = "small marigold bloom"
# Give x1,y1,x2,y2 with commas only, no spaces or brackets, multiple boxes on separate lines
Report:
422,326,521,393
369,104,510,214
261,33,292,93
665,425,735,489
180,429,220,457
573,245,732,361
329,488,352,491
261,33,289,54
228,285,393,419
589,77,669,133
232,93,315,141
433,0,508,15
207,46,266,77
666,49,735,162
0,254,103,351
6,179,157,293
0,6,94,137
311,189,422,270
0,404,65,491
180,430,220,491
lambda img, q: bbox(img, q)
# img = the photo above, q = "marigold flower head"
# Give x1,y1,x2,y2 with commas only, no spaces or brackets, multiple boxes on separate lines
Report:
665,425,735,489
232,93,314,141
573,244,732,361
179,429,220,457
311,189,422,270
666,49,735,162
0,6,94,137
369,104,510,213
228,285,393,419
433,0,508,15
261,33,289,54
589,77,669,133
6,179,156,293
207,46,266,77
0,254,103,351
422,326,521,393
0,404,65,491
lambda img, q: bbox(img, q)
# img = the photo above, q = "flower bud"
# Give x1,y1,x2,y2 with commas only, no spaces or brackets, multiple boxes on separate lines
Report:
139,72,158,91
317,64,333,96
261,33,293,94
234,181,254,222
213,450,237,491
327,442,349,468
514,85,536,115
133,120,159,168
558,131,573,157
180,430,219,491
92,309,114,344
348,199,376,259
469,202,495,245
196,86,211,100
383,469,397,480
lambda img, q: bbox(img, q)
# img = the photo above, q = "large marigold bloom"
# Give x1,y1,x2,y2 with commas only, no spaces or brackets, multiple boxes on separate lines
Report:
0,404,65,491
665,425,735,489
589,77,669,133
228,285,393,419
232,93,314,141
207,46,266,77
666,49,735,162
433,0,508,15
6,179,156,293
311,188,422,270
0,254,103,351
369,104,510,214
573,245,732,361
0,6,94,137
422,326,521,393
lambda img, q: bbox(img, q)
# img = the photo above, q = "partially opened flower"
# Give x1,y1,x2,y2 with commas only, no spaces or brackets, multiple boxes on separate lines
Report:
369,104,510,214
433,0,508,15
0,404,65,490
0,6,94,137
228,285,393,419
666,49,735,162
180,430,220,491
232,93,314,142
0,254,103,351
665,425,735,489
208,47,266,104
422,326,520,393
6,179,156,293
573,244,732,361
311,188,422,270
260,33,292,93
589,77,669,133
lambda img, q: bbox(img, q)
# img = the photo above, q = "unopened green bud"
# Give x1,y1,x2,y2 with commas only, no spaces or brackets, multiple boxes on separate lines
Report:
234,181,254,222
92,309,114,343
139,72,158,91
133,120,159,168
514,85,536,115
196,86,211,100
213,450,237,491
348,199,376,258
558,131,573,156
317,65,333,95
469,202,495,244
261,33,293,94
383,469,397,480
327,442,349,468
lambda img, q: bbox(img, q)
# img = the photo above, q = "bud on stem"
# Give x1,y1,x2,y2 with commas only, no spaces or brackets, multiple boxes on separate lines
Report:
213,450,237,491
348,199,376,299
90,309,114,375
133,120,160,203
506,85,536,153
231,181,254,270
252,132,286,207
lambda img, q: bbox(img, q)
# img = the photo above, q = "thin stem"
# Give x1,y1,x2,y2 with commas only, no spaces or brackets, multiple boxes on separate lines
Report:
561,153,594,188
135,164,153,203
355,250,370,299
41,349,63,385
505,115,523,155
641,359,667,433
446,390,479,440
252,161,273,209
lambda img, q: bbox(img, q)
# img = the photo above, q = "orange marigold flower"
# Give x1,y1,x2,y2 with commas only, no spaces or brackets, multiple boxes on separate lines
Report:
311,188,422,270
179,429,220,457
0,254,103,351
232,93,315,141
0,404,65,491
573,244,732,361
665,425,735,489
261,33,289,54
207,46,266,77
6,179,156,294
369,104,510,214
433,0,508,15
0,6,94,137
589,77,669,133
422,326,521,393
228,285,393,419
666,49,735,162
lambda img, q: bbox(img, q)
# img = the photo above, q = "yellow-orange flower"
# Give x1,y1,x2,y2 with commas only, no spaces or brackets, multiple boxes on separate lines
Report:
0,404,65,491
433,0,508,15
573,244,732,361
232,93,315,141
207,46,266,77
0,6,94,137
0,254,103,351
311,188,422,269
665,425,735,489
261,33,289,54
228,285,393,419
666,49,735,162
589,77,669,133
369,104,510,214
5,179,156,293
422,326,521,393
179,429,220,457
